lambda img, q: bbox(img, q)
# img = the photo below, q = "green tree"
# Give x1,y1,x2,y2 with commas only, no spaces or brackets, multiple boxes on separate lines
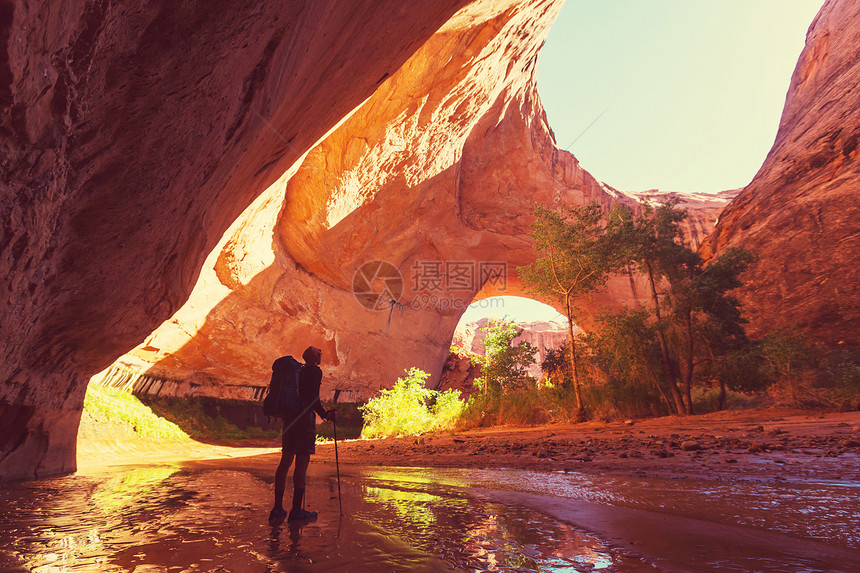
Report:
585,308,672,414
518,203,626,419
542,344,571,386
614,199,690,413
667,247,755,413
758,329,817,404
614,200,755,414
473,319,537,393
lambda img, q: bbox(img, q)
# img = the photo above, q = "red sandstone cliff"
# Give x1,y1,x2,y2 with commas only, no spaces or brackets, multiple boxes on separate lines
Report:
4,0,855,482
0,0,471,480
702,0,860,345
94,0,728,409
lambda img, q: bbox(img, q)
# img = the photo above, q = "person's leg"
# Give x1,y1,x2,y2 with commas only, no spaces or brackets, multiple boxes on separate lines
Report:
273,451,295,511
290,453,311,513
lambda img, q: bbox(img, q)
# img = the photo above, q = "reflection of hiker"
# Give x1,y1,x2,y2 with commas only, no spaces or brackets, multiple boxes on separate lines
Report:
269,346,337,524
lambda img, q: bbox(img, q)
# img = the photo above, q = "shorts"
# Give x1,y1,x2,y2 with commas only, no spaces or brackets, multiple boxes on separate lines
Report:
281,424,316,455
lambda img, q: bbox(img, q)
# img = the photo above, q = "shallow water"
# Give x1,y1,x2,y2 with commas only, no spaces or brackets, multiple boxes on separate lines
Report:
0,458,648,572
1,453,857,572
431,467,860,549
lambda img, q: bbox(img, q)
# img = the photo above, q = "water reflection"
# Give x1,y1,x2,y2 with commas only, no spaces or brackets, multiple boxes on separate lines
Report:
0,460,644,572
2,456,857,571
0,465,184,572
427,467,860,549
357,467,624,571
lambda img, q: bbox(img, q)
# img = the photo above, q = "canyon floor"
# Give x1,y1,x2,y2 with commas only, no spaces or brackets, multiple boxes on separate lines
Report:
316,408,860,485
77,406,860,486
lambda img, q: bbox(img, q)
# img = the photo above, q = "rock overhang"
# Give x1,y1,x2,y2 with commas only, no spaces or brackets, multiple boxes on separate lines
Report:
2,0,854,482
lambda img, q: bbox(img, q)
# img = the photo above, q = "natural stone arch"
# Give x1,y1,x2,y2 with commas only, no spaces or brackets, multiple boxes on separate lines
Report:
1,0,743,480
471,269,651,334
94,0,729,411
0,0,479,480
96,0,714,415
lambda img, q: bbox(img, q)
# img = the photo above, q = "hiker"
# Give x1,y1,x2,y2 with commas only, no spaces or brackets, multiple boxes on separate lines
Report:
269,346,336,524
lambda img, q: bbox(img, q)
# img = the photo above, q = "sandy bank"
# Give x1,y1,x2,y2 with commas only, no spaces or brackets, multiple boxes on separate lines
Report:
76,414,278,470
75,407,860,485
314,408,860,484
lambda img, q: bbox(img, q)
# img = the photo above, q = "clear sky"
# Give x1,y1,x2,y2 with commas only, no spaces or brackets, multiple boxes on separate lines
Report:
460,1,822,327
537,0,823,194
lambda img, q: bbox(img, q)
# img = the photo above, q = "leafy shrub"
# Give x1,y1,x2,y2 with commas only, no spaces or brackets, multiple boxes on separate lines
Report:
691,386,764,413
471,319,537,393
818,347,860,410
457,382,575,428
580,374,670,420
578,309,674,418
360,368,465,438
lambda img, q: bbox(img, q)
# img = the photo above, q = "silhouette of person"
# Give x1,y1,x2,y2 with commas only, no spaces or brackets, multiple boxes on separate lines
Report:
269,346,336,524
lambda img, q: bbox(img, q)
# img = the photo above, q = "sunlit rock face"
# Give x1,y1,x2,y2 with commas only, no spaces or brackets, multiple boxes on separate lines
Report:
438,352,481,399
702,0,860,346
2,0,732,479
98,0,729,410
93,0,736,411
0,0,471,480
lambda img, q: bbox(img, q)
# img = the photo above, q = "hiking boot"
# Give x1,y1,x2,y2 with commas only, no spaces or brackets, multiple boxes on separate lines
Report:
268,507,288,524
288,508,318,522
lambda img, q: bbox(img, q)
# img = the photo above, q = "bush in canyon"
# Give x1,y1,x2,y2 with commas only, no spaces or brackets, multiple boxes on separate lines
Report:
456,385,572,428
458,320,577,428
583,310,674,419
360,367,465,438
818,346,860,410
756,331,860,409
470,319,537,394
541,311,675,420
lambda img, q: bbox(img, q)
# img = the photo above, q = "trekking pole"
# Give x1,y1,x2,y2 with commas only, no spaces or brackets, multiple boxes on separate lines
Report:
333,389,343,516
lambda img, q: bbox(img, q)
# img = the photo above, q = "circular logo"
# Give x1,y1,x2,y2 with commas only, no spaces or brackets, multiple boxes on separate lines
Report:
352,260,404,311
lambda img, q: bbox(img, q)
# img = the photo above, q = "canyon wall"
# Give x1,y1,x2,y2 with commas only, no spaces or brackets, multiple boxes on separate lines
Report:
702,0,860,346
5,0,853,482
0,0,472,480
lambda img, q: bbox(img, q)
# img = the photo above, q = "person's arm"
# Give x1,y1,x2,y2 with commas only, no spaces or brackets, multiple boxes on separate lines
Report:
307,367,330,420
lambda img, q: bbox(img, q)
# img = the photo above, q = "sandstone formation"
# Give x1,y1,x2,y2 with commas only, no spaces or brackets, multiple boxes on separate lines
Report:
0,0,472,480
437,352,481,400
93,0,729,412
702,0,860,346
452,317,570,378
5,0,851,483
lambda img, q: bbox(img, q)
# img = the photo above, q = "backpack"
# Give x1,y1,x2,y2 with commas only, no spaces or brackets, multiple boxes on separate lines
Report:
263,355,302,421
